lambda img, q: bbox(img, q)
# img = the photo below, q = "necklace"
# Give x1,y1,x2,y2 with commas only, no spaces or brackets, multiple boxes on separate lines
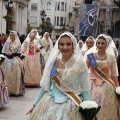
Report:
96,53,107,60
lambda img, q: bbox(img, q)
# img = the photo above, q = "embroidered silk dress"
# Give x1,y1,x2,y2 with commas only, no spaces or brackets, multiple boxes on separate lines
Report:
29,59,91,120
22,40,42,86
41,33,53,64
2,39,25,96
89,54,118,120
0,63,9,108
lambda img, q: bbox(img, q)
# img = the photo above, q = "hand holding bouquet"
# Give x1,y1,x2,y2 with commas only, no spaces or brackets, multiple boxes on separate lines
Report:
20,53,25,59
0,54,6,62
79,101,100,120
115,87,120,99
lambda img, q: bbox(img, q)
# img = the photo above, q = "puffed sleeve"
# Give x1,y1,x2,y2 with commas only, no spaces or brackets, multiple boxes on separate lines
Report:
110,55,118,77
79,69,91,93
79,63,92,101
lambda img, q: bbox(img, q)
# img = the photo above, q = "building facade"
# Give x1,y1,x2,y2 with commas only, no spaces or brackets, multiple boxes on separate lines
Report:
0,0,29,35
28,0,76,39
74,0,120,40
28,0,120,40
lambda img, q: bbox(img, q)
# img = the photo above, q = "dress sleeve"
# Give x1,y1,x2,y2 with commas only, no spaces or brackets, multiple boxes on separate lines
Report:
17,45,21,53
81,91,92,101
33,88,46,106
79,68,91,93
33,78,52,106
2,42,8,53
110,56,118,77
80,69,92,101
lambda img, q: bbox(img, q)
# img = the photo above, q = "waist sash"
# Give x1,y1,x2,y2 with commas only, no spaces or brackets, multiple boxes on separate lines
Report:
9,48,22,68
87,53,116,90
50,61,81,106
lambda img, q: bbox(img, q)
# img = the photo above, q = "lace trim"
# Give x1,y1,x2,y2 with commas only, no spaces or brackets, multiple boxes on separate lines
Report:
62,59,87,80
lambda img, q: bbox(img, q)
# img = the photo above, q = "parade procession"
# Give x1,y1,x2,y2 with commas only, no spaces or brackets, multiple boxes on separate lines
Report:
0,0,120,120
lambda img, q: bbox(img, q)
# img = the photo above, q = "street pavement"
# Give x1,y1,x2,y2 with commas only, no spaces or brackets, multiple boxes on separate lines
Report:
0,87,40,120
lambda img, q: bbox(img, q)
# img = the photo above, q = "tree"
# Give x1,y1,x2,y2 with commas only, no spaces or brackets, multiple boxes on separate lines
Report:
39,21,54,36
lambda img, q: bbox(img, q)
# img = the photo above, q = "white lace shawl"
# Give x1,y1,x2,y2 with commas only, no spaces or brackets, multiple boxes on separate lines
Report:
2,31,21,53
84,34,119,76
85,34,116,58
41,32,53,52
77,40,84,50
81,36,95,52
57,56,91,93
21,30,40,55
40,31,91,91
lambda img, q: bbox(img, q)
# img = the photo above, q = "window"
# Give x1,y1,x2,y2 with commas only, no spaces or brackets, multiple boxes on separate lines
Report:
54,16,56,26
47,2,51,10
64,17,66,25
60,17,64,25
65,2,67,11
85,0,93,4
58,2,60,11
55,2,57,10
61,2,64,11
57,16,59,26
29,16,37,24
31,3,37,10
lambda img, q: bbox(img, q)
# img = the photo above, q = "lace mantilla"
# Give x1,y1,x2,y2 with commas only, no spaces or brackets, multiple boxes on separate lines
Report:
56,57,90,93
62,56,88,80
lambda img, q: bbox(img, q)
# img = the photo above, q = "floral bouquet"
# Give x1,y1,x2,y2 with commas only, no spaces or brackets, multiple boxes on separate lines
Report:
79,101,101,120
20,53,25,59
115,87,120,99
0,54,6,62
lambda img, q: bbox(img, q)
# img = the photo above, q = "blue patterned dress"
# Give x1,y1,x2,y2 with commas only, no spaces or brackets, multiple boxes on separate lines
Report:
29,60,91,120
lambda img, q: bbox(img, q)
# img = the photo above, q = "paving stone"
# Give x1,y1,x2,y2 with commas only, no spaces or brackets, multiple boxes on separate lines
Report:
0,87,40,120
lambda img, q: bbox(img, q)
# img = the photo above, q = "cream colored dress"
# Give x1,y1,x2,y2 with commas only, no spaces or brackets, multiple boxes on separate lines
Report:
29,59,91,120
22,40,42,86
89,55,118,120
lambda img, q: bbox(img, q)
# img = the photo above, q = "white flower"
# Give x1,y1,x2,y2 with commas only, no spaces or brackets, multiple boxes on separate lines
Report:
20,53,25,57
80,101,98,109
116,87,120,94
0,54,5,58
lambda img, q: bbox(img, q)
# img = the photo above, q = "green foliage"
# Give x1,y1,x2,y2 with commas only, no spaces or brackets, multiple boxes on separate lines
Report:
3,15,13,21
39,21,54,35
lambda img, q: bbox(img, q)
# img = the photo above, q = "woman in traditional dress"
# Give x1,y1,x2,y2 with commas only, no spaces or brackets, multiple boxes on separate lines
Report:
78,40,84,50
21,30,42,87
0,55,9,108
36,34,45,74
41,32,53,63
1,31,25,96
81,36,95,56
26,32,93,120
86,34,119,119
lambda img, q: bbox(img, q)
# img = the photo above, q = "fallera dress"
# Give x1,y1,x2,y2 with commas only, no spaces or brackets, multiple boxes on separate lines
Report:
2,40,25,96
89,54,118,120
22,40,42,86
29,59,91,120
